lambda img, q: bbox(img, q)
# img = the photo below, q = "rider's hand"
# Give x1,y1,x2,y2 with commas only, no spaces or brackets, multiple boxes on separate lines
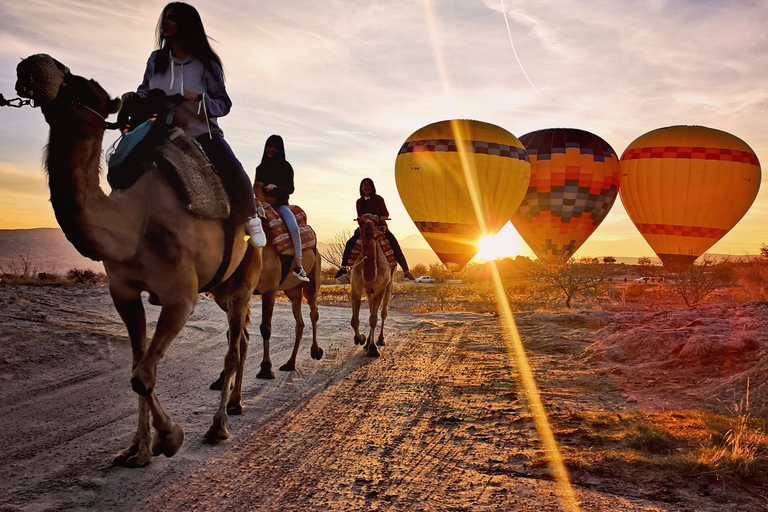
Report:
121,92,136,103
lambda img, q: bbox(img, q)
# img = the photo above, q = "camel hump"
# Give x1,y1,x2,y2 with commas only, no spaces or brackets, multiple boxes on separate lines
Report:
261,204,317,257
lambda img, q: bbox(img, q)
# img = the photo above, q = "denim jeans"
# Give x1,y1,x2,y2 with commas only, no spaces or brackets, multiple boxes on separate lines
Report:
196,133,256,221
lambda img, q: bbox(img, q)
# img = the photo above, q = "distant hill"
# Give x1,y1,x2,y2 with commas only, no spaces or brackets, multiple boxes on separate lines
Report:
0,228,441,276
0,228,105,275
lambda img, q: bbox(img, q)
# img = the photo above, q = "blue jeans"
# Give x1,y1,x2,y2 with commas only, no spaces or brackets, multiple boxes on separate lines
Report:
196,133,256,221
276,204,302,260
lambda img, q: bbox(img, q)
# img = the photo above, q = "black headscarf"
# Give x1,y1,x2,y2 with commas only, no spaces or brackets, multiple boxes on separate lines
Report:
256,134,294,206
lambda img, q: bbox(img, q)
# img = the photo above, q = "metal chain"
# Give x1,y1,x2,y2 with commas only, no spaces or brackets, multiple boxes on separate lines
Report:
0,93,33,108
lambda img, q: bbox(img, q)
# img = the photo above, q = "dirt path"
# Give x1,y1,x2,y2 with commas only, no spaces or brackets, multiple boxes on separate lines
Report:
0,285,764,511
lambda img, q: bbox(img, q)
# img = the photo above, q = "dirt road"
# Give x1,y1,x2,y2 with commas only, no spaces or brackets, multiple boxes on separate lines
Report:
0,285,765,511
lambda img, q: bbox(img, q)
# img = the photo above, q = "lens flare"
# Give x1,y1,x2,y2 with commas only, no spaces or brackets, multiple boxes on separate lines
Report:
423,2,579,509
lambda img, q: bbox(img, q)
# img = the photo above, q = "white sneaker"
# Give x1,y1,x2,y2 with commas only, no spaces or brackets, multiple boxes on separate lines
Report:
246,217,266,248
293,266,310,282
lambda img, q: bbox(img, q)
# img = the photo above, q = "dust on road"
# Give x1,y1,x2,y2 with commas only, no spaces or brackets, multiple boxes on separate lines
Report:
0,285,765,511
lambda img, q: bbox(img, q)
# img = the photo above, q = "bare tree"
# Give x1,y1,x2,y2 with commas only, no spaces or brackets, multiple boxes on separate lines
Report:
531,256,607,308
321,228,354,269
3,251,38,278
663,254,730,307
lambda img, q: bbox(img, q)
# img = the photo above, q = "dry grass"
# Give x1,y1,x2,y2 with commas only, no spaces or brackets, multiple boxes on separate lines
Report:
548,405,768,483
698,382,768,478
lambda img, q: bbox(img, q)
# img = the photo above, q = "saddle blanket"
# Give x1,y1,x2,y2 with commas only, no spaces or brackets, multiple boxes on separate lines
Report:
108,129,230,220
348,232,396,267
262,204,317,256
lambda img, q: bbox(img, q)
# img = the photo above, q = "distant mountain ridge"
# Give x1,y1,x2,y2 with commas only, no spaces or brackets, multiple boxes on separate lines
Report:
0,228,105,274
1,229,668,275
0,228,443,275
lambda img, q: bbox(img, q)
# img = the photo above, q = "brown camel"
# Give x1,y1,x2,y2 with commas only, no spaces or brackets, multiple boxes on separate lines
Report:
350,213,396,357
210,183,323,392
15,54,261,467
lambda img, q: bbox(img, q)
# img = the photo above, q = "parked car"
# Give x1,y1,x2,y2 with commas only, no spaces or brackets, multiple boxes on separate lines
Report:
634,276,650,283
414,275,436,283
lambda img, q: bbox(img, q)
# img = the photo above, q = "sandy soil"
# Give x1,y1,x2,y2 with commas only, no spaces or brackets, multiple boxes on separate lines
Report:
0,284,766,511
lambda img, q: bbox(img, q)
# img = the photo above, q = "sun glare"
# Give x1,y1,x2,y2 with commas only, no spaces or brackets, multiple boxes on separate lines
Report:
474,225,525,261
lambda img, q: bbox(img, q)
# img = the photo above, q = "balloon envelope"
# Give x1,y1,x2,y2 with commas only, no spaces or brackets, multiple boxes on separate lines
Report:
620,125,761,270
395,119,531,269
511,128,621,261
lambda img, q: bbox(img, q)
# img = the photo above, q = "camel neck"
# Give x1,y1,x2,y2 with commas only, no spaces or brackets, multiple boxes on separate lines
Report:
46,118,143,263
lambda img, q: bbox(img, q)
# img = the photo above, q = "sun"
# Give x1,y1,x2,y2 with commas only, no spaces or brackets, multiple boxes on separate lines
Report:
474,223,526,261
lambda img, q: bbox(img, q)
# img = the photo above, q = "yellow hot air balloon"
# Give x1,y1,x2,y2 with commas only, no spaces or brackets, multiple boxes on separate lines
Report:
394,119,531,269
620,125,761,270
511,128,622,262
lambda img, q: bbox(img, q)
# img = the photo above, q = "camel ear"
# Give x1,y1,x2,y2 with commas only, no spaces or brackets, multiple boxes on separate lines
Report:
107,98,122,115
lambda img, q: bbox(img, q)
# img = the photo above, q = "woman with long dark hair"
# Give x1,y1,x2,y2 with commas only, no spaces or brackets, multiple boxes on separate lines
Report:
122,2,265,247
256,135,309,282
335,178,414,281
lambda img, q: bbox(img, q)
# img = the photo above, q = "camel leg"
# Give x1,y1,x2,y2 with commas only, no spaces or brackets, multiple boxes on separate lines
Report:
226,304,251,415
366,291,384,358
281,287,304,371
131,300,196,395
111,294,154,467
351,287,365,346
377,274,394,346
205,305,249,442
305,285,323,361
127,300,193,458
146,390,184,458
228,326,249,415
257,291,276,379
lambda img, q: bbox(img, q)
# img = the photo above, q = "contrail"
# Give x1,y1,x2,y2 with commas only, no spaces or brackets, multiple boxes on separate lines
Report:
500,0,543,98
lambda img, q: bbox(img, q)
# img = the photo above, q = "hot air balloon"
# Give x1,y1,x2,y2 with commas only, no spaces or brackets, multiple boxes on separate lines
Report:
394,119,531,270
511,128,621,262
620,125,761,271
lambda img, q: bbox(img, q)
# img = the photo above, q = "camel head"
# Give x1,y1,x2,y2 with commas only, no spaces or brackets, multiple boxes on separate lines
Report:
16,54,121,124
356,213,380,240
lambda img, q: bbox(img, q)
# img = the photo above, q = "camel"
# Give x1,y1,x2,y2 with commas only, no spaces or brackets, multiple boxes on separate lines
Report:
350,213,396,357
15,54,261,467
210,183,322,393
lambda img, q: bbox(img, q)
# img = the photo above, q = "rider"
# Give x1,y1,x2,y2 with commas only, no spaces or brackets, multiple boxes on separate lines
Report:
256,135,310,282
335,177,415,280
121,2,265,248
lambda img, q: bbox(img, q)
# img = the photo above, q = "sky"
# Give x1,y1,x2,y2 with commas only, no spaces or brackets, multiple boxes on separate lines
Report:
1,0,767,263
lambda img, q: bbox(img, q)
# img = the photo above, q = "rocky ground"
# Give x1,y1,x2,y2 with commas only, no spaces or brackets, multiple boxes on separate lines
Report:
0,284,766,511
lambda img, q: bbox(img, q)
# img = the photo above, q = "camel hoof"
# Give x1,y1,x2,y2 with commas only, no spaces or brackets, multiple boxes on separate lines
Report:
151,423,184,458
227,401,243,416
130,376,152,396
311,345,324,360
257,361,275,379
354,334,365,345
367,345,380,358
377,337,386,346
113,444,152,468
204,424,230,444
279,362,296,372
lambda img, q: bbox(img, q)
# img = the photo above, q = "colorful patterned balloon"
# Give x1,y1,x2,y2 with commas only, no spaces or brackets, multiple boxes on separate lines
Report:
511,128,621,261
395,120,531,270
620,125,761,270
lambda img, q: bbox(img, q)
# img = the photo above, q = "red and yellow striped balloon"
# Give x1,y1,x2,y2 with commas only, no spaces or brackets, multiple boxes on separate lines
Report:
620,125,761,270
511,128,621,261
395,120,531,270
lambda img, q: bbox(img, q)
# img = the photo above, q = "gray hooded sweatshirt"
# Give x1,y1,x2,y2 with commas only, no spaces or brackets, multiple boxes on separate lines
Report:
136,50,231,139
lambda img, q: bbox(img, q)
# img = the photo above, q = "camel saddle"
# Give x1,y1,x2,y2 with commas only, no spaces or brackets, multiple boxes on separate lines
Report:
347,232,396,267
261,203,317,256
106,91,230,220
